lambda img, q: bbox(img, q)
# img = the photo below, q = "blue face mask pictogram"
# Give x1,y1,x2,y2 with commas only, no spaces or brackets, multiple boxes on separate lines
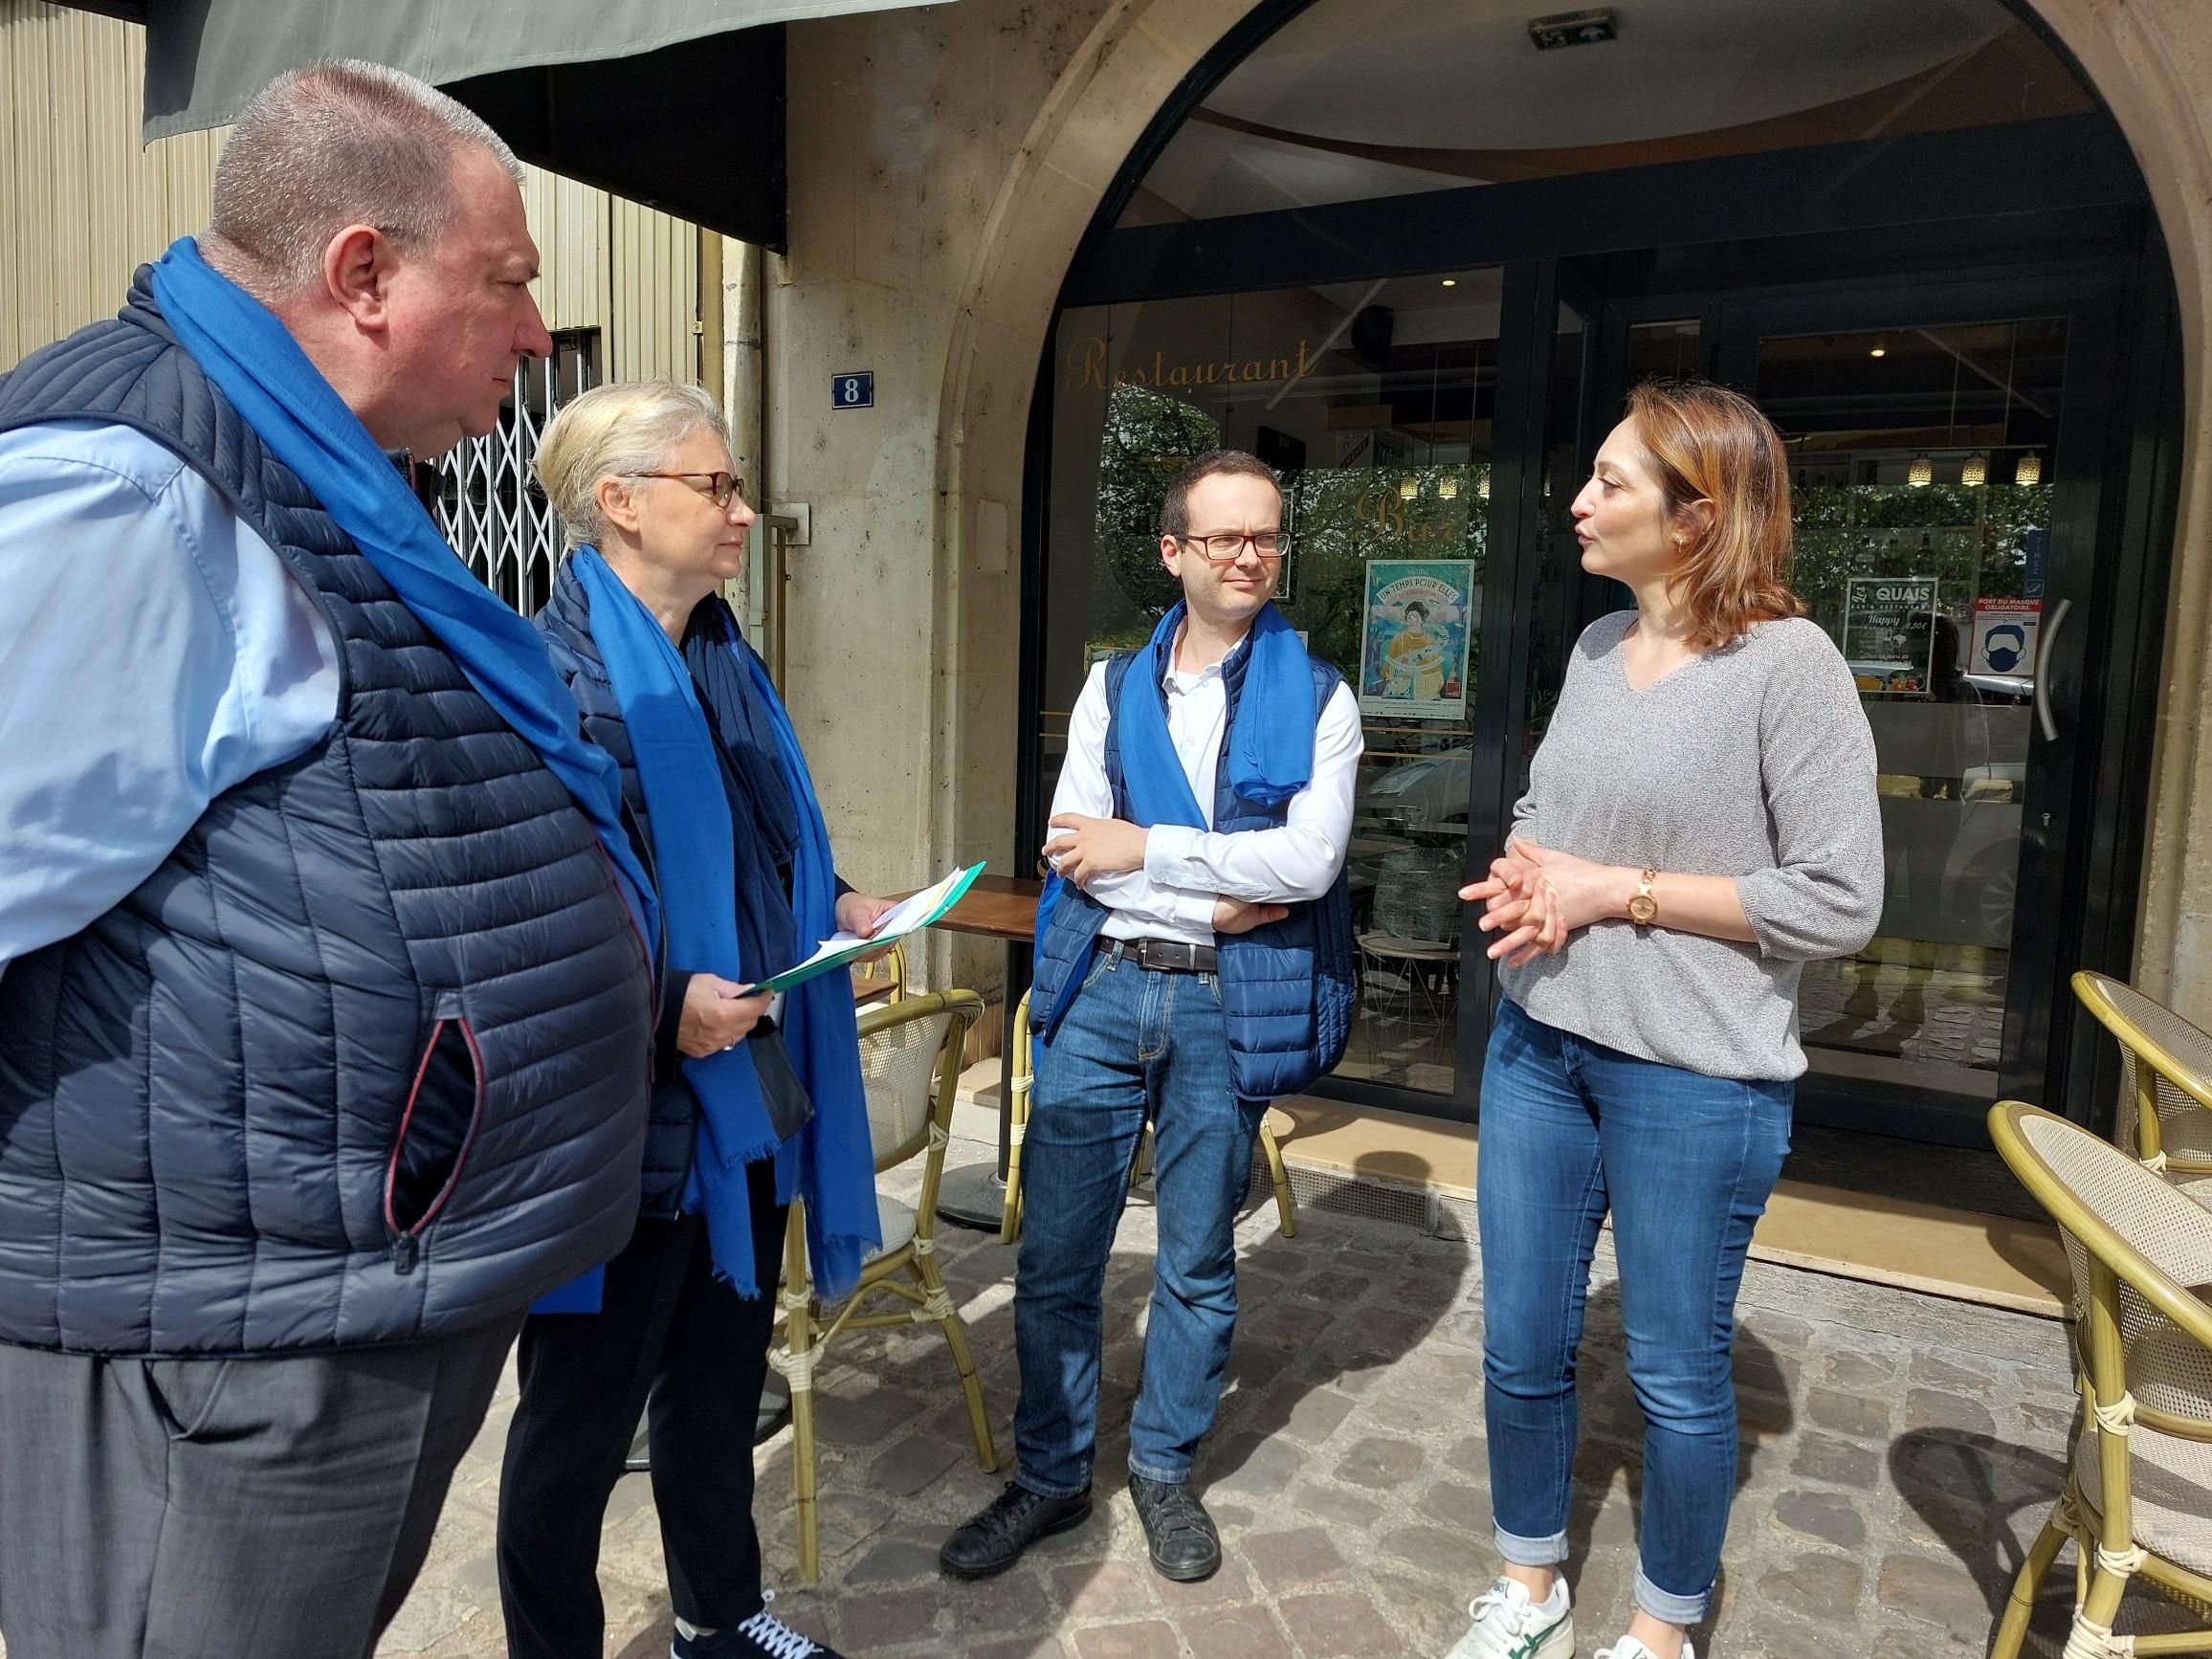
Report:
1983,625,2027,673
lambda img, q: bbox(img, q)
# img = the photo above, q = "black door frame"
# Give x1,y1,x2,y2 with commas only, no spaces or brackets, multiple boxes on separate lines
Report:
1019,118,2175,1144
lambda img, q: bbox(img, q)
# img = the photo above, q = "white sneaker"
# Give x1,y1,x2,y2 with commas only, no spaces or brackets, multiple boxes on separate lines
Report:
1595,1639,1695,1659
1443,1575,1575,1659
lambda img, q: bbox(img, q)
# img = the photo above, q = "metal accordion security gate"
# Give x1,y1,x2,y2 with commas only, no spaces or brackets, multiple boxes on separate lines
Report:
431,331,598,617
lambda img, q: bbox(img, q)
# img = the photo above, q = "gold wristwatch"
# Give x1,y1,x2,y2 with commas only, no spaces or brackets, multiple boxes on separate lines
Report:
1627,869,1659,927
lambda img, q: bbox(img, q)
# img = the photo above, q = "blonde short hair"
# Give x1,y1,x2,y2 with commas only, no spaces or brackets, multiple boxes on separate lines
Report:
535,381,730,550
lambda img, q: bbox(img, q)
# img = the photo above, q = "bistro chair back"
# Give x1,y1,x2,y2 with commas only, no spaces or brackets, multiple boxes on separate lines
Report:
1988,1100,2212,1658
2074,970,2212,1190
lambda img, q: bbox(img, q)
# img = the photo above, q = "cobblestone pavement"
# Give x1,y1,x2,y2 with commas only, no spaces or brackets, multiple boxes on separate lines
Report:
348,1141,2194,1659
0,1155,2120,1659
0,1149,2135,1658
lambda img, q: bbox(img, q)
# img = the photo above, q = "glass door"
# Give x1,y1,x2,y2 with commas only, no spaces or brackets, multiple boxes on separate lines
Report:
1713,274,2124,1137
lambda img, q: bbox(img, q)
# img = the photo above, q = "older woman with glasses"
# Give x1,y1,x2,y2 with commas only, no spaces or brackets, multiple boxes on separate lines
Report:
496,380,888,1659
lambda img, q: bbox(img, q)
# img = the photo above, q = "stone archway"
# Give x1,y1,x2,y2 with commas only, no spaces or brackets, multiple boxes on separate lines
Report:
923,0,2212,1010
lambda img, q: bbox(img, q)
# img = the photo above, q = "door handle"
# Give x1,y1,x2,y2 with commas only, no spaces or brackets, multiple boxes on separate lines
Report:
2035,597,2070,742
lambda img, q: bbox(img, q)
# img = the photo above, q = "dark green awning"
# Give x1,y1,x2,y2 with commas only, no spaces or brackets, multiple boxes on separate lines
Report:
74,0,964,250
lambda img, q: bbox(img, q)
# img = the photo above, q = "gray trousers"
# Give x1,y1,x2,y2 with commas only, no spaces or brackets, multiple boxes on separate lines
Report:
0,1317,520,1659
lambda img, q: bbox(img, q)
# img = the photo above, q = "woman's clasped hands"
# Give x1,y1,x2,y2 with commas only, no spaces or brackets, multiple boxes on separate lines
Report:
1461,837,1630,967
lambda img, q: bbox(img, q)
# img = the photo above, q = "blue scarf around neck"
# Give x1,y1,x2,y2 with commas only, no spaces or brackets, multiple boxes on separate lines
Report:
144,237,657,952
568,546,878,1300
1114,599,1316,822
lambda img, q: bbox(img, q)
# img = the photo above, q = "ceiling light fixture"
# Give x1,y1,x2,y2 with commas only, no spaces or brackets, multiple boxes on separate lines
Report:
1475,465,1492,500
1528,7,1617,50
2014,451,2043,486
1438,474,1459,500
1869,343,1888,359
1399,476,1420,501
1441,278,1457,288
1960,452,1988,488
1908,453,1934,488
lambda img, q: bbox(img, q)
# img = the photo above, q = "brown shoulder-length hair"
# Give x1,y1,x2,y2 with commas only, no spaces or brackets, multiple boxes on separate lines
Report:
1625,378,1804,648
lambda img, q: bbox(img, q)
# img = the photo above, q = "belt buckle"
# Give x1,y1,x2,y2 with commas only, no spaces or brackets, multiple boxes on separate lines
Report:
1144,940,1195,972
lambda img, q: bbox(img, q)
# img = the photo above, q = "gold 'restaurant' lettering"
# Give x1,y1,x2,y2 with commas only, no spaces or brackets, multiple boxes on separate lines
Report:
1066,336,1314,392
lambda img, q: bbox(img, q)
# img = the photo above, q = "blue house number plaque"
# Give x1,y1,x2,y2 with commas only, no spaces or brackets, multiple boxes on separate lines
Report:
833,371,874,409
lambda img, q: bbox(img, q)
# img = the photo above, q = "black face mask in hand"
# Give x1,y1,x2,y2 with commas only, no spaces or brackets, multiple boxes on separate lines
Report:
740,1020,815,1145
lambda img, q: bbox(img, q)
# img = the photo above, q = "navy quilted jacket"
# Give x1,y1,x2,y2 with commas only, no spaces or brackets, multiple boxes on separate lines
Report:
0,275,655,1355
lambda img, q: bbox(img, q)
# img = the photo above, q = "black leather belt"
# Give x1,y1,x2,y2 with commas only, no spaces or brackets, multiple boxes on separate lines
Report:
1103,937,1219,974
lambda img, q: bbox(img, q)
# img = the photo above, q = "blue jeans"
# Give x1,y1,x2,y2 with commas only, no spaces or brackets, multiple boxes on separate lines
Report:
1012,951,1262,1496
1478,998,1792,1626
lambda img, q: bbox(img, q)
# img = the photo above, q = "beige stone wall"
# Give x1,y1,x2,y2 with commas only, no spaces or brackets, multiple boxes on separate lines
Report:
774,0,1259,998
0,0,703,378
775,0,2212,1023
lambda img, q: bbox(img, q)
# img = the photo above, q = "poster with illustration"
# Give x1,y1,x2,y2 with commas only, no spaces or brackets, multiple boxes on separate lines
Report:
1359,561,1474,720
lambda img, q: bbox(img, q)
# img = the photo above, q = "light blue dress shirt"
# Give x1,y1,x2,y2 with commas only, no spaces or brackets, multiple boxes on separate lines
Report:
0,420,340,982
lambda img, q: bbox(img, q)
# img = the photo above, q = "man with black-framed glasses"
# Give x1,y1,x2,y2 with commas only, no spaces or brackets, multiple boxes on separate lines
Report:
940,449,1361,1585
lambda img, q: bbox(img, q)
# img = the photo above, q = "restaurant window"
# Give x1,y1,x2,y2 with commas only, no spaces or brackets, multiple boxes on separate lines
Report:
1040,274,1503,1098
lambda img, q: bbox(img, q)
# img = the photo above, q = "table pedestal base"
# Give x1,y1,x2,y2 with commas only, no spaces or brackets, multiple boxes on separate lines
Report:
936,1161,1010,1233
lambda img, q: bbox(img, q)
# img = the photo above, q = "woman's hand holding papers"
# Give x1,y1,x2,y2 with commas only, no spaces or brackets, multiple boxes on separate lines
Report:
677,973,774,1056
836,890,899,965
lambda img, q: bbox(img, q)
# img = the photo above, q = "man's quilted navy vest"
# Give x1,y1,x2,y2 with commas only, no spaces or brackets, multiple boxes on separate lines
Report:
1030,640,1355,1101
0,277,654,1356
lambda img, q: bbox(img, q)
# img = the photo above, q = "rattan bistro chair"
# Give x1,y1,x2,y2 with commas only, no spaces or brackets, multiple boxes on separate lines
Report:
771,990,996,1582
851,938,908,1008
998,988,1298,1246
2074,970,2212,1204
1989,1101,2212,1658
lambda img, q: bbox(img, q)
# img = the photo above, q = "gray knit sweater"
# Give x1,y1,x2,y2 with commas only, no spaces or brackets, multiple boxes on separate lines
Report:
1497,610,1884,1081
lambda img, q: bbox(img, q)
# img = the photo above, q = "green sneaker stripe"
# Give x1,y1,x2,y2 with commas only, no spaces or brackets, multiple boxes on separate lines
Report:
1507,1610,1568,1659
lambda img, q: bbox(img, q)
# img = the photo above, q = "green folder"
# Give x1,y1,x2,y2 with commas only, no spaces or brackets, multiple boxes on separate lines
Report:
742,862,987,995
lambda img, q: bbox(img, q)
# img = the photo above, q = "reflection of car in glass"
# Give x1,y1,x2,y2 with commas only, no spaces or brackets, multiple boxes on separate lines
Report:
1961,673,2034,704
1939,761,2024,948
1357,749,1472,830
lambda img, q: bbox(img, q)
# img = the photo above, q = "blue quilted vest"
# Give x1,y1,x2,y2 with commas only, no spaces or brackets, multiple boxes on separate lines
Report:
0,276,655,1356
1029,640,1355,1101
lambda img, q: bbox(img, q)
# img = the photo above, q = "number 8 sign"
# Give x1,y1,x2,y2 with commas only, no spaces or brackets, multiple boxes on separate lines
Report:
832,371,874,409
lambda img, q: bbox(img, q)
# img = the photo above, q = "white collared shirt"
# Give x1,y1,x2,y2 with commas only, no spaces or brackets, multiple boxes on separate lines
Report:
1049,639,1363,947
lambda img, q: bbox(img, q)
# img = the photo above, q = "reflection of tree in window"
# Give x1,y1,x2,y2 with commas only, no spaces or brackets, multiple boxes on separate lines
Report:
1792,480,2050,654
1087,385,1486,709
1093,384,1219,620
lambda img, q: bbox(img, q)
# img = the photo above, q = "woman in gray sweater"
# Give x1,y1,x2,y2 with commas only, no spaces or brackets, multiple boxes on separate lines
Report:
1443,380,1883,1659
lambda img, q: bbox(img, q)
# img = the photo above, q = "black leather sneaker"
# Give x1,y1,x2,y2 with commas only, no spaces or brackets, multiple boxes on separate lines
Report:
1129,1474,1222,1582
939,1481,1095,1580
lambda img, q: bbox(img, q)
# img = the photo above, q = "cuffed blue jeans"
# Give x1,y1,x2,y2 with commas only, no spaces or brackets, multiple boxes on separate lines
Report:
1012,951,1262,1497
1478,997,1792,1626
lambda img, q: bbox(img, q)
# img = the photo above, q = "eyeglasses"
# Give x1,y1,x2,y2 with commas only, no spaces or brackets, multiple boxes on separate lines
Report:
1176,529,1292,564
630,471,746,509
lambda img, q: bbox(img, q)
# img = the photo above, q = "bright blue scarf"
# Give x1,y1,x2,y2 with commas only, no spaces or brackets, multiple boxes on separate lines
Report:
567,546,878,1300
1116,600,1316,819
144,237,657,950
